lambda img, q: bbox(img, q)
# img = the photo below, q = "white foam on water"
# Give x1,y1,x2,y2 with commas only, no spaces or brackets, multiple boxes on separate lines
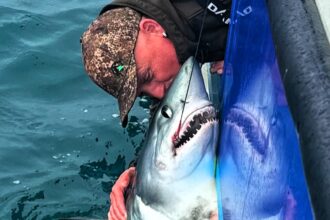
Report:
13,180,20,185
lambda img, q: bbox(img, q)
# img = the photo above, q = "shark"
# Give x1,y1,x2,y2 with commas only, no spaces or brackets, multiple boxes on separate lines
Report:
218,64,297,220
126,57,219,220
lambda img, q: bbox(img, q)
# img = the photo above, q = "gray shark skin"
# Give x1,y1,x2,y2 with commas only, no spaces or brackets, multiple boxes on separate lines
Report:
126,57,219,220
219,64,296,220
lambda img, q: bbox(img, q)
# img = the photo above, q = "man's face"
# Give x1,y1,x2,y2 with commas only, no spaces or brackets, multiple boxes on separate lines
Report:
134,18,181,100
136,66,176,100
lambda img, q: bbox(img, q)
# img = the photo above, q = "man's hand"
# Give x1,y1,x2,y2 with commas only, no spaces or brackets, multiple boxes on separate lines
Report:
108,167,136,220
108,166,218,220
210,60,224,74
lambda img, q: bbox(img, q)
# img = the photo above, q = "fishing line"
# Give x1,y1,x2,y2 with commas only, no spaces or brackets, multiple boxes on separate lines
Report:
177,0,211,135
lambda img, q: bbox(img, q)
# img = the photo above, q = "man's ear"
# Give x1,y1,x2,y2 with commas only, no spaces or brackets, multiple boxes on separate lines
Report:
139,18,165,35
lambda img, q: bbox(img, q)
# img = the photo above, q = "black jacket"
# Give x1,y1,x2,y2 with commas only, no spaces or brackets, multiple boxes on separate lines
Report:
100,0,231,63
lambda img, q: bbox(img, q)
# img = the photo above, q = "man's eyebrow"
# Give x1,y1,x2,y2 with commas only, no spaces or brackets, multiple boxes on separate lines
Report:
139,68,152,84
145,69,153,82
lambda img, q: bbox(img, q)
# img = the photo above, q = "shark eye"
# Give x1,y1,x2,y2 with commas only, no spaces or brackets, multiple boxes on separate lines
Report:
161,105,172,119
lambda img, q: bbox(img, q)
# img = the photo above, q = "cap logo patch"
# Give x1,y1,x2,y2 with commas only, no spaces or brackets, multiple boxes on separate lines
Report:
111,61,125,75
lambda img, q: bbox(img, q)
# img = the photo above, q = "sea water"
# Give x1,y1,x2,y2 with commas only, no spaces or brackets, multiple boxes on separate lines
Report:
0,1,148,219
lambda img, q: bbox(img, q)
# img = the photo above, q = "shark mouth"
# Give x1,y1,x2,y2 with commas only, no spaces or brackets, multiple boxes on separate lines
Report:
224,107,267,156
173,106,219,150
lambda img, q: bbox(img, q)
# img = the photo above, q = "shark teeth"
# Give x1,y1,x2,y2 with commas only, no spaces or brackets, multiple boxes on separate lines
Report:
224,107,267,156
173,110,219,149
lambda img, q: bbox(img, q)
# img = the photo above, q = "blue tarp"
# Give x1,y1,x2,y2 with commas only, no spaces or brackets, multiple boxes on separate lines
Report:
216,0,313,219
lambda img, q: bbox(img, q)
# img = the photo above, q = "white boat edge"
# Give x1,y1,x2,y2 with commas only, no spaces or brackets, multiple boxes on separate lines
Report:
315,0,330,44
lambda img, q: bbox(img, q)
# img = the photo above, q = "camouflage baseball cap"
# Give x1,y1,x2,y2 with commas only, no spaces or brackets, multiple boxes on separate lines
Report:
81,7,142,127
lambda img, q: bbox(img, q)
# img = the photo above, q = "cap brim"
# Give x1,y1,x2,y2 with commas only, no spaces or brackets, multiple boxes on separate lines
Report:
117,56,138,126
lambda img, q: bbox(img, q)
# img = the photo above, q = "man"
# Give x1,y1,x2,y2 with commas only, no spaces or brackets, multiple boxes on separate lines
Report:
81,1,231,219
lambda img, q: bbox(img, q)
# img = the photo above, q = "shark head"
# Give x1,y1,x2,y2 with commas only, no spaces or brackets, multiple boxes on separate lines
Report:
219,64,293,219
138,57,219,182
127,57,219,219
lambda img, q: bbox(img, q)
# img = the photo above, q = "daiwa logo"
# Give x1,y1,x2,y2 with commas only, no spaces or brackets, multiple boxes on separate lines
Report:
207,2,253,24
207,2,230,24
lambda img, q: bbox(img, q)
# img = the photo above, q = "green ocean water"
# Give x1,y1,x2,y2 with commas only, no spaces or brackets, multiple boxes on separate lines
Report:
0,1,149,219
